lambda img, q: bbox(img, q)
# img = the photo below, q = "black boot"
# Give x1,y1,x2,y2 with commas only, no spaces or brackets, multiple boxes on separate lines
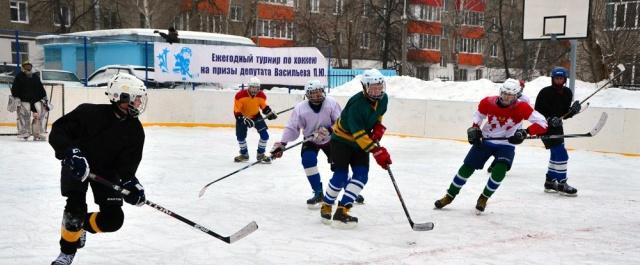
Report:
332,203,358,229
544,178,558,193
557,180,578,197
306,191,323,209
234,154,249,162
355,194,365,204
475,194,488,214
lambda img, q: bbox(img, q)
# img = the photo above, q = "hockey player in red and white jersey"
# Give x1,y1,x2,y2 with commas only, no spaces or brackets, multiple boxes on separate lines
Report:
434,78,548,213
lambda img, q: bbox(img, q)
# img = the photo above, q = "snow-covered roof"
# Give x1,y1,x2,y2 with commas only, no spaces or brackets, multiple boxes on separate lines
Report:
36,28,255,46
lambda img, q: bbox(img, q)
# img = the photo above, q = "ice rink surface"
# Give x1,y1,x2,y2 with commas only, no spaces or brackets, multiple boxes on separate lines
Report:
1,127,639,265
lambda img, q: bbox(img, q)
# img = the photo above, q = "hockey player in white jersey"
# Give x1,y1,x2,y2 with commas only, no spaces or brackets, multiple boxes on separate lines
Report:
270,80,346,208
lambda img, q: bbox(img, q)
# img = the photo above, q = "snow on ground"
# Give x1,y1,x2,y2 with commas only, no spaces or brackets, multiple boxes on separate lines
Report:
263,75,640,109
1,127,639,265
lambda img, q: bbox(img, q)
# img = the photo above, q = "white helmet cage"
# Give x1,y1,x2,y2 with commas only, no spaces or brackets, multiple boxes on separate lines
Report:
361,69,386,100
106,73,148,117
247,77,261,96
304,80,326,105
499,78,521,105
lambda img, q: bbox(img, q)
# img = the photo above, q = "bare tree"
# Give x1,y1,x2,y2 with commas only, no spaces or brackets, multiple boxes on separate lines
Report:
369,0,404,69
32,0,99,33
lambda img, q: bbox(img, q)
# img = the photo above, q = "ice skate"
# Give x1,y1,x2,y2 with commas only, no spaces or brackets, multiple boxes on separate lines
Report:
256,153,272,164
557,180,578,197
320,203,333,225
355,194,365,204
332,204,358,229
17,133,30,140
434,194,454,209
306,191,323,209
51,252,75,265
544,178,558,193
475,194,488,214
233,154,249,162
33,134,47,141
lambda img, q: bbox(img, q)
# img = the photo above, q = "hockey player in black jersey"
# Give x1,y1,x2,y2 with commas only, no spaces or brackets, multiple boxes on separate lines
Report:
49,73,148,265
534,67,581,196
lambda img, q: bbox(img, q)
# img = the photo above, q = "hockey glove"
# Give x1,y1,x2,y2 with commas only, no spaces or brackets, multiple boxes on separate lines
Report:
508,129,528,145
565,100,581,118
236,115,255,128
371,146,392,169
121,177,146,206
270,142,286,159
467,126,482,145
62,147,90,182
548,117,563,128
311,127,331,144
370,122,386,142
263,106,277,120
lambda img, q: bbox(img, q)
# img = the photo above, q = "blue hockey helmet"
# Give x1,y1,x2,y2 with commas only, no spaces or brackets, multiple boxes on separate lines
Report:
551,67,568,78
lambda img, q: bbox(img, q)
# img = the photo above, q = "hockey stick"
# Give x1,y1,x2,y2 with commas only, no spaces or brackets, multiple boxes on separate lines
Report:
254,106,295,124
0,133,18,136
198,139,305,197
89,173,258,244
44,84,54,133
386,167,435,231
484,112,608,141
562,64,625,119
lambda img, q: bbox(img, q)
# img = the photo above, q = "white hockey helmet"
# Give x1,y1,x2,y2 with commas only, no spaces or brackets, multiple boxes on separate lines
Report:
247,77,260,96
106,73,148,117
304,79,326,105
361,69,385,100
499,78,521,105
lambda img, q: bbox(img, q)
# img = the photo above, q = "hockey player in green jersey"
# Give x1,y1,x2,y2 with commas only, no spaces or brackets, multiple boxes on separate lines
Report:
320,69,392,228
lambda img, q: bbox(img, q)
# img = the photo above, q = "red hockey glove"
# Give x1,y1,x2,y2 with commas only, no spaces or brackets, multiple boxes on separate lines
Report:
371,146,392,169
370,122,386,142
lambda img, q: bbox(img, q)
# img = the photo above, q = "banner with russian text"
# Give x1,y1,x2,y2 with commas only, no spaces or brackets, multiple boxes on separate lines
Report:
154,43,328,86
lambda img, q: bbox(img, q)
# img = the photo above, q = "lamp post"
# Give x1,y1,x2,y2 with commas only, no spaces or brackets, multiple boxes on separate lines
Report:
401,0,408,75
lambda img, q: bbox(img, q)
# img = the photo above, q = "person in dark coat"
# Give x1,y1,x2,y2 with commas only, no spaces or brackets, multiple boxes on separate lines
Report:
534,66,581,196
10,61,48,140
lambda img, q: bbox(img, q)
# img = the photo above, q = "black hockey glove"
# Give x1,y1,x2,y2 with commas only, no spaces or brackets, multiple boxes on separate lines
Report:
467,126,482,145
263,106,277,120
62,147,90,182
270,142,286,159
121,177,145,206
508,129,528,145
548,117,563,128
236,115,255,128
565,100,581,118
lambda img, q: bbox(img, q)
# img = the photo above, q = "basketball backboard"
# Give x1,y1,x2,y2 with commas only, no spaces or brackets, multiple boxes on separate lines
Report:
522,0,591,40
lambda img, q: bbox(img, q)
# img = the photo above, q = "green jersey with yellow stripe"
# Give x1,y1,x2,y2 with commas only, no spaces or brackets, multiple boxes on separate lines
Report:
331,91,388,152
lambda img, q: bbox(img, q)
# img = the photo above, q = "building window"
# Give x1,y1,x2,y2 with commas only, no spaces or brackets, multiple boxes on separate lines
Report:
414,34,441,50
362,0,369,16
490,44,498,57
607,1,640,29
54,6,71,27
461,10,483,27
360,32,370,49
263,0,287,4
456,68,468,81
475,69,483,80
11,41,29,64
10,0,29,23
310,0,320,13
334,0,344,15
413,4,442,22
456,38,483,54
255,19,294,40
416,66,430,80
231,5,242,21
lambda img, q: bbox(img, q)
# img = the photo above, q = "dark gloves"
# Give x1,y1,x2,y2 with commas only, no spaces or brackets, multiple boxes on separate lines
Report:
508,129,528,145
371,146,392,169
467,126,482,145
62,148,90,182
263,106,277,120
370,122,386,142
270,142,286,159
548,117,563,128
122,177,145,206
236,115,255,128
565,100,581,118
